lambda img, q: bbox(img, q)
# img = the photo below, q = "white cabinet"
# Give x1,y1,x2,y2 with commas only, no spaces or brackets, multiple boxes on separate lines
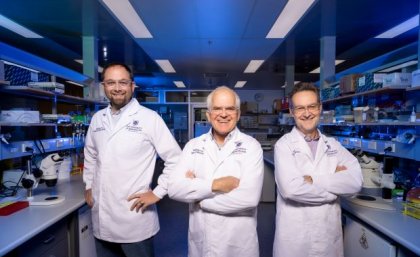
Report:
343,214,396,257
77,204,97,257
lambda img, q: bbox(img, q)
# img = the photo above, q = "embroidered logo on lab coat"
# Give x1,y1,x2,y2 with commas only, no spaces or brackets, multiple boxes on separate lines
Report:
93,127,106,132
232,142,246,154
292,149,301,156
126,120,142,132
325,143,338,156
191,148,204,155
326,149,338,156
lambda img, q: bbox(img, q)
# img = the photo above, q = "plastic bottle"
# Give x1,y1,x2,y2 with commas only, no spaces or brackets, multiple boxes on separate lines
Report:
410,107,416,122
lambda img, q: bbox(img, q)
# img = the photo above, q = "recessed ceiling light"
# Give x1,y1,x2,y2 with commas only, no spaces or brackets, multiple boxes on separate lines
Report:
100,0,152,38
266,0,316,38
375,15,419,39
244,60,264,73
234,81,247,88
173,81,186,88
156,60,176,73
0,14,43,38
309,60,345,74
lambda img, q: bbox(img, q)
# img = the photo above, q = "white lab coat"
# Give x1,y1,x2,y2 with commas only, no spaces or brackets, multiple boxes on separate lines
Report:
168,128,264,257
273,127,362,257
83,98,181,243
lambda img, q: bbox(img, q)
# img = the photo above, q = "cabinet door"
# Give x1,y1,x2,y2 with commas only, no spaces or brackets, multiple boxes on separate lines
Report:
17,218,68,257
343,214,396,257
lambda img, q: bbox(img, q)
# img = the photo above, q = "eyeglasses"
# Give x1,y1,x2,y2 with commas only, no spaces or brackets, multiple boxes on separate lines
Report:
101,80,132,88
291,103,320,115
209,106,238,115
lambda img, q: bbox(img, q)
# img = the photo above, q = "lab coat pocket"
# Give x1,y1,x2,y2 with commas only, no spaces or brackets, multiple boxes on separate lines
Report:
219,215,257,247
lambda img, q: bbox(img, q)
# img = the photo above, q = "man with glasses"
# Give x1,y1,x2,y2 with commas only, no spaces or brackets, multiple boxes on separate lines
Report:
83,62,181,257
168,86,264,257
273,83,362,257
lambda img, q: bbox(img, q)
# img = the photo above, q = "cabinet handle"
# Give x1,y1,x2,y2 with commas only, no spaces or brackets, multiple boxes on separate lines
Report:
43,234,55,244
359,229,369,249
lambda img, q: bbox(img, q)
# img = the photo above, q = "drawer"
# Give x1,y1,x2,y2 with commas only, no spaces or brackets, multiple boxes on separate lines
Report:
18,218,68,257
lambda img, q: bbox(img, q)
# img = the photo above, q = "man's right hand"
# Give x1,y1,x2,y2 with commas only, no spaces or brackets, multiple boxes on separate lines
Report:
212,176,240,193
84,189,94,207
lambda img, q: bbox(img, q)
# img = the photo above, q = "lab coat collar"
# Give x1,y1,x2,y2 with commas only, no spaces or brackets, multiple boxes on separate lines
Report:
290,127,328,163
105,98,141,138
202,127,241,166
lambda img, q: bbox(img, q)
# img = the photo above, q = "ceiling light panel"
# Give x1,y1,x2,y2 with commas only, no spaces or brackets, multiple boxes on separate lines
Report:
100,0,152,38
266,0,316,38
234,81,247,88
375,15,419,39
173,81,186,88
0,14,43,38
379,60,418,72
244,60,264,73
155,59,176,73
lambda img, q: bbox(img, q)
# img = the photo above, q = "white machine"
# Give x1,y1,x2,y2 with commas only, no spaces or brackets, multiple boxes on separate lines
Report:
357,153,395,192
348,152,396,210
21,153,66,205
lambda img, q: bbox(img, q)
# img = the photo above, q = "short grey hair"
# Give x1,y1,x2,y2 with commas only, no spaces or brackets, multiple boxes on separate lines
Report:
206,86,241,110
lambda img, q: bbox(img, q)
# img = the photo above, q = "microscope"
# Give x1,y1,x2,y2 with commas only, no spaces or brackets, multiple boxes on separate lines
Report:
348,151,397,210
21,152,66,205
356,152,395,197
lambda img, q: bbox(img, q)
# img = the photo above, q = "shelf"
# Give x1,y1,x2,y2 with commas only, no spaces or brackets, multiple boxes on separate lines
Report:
322,87,406,104
0,85,107,105
334,136,419,161
320,121,419,126
406,86,420,92
0,122,57,127
0,137,84,160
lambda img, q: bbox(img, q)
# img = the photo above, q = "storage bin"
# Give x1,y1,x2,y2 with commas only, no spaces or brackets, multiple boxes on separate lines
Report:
382,73,411,88
356,73,385,92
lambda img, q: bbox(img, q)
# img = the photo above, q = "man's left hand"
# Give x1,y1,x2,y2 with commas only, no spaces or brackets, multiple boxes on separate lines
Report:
127,190,160,213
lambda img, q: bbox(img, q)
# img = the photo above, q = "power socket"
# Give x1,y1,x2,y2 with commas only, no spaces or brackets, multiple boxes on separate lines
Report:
21,143,34,153
384,142,395,153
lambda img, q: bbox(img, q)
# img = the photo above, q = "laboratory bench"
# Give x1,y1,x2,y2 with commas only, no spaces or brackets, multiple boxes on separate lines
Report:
0,175,86,256
263,151,420,256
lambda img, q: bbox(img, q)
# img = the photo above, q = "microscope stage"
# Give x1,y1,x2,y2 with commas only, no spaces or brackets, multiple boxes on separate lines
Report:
28,195,65,206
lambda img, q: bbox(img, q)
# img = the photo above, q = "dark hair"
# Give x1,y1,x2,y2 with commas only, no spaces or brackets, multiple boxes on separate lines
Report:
101,62,133,81
288,82,320,106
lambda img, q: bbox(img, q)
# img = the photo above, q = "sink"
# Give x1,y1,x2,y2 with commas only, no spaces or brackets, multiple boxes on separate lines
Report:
346,194,396,211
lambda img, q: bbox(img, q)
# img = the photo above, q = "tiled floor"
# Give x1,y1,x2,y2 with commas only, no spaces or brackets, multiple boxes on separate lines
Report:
154,197,276,257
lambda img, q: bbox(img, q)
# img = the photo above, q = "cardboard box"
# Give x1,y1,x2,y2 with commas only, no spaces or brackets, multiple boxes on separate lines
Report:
240,101,258,114
340,74,362,94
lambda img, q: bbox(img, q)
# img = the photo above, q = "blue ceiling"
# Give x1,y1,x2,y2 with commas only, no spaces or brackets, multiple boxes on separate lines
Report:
0,0,418,90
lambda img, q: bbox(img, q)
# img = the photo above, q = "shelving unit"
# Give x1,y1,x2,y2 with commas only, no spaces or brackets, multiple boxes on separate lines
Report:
322,87,406,104
0,85,107,105
319,84,419,162
0,82,96,161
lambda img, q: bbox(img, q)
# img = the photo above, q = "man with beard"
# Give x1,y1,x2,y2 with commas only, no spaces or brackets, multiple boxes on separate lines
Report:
83,62,181,257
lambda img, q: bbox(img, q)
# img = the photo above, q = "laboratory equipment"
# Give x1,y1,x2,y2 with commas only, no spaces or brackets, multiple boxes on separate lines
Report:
21,153,66,205
39,153,64,187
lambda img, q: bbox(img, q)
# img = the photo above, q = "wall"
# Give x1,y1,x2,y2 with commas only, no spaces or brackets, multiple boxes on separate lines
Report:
237,90,284,113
